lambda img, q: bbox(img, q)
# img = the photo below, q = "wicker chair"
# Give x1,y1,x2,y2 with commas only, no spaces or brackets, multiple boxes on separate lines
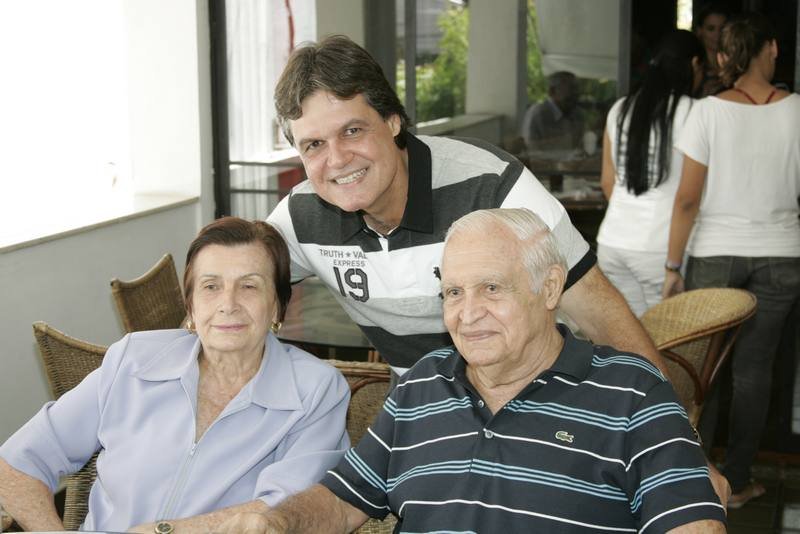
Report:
328,359,397,534
110,253,186,333
640,288,757,426
32,321,107,531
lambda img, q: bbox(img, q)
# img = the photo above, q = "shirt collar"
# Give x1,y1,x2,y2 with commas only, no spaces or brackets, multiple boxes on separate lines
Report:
133,332,303,411
436,324,592,383
337,132,433,241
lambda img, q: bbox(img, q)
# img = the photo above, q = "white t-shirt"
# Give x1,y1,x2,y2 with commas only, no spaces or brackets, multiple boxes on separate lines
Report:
597,95,693,252
675,94,800,257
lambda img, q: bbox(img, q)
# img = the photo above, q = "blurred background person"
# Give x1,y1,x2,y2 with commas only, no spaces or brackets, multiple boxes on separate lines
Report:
596,30,703,316
0,217,350,532
694,3,730,96
520,71,585,152
665,13,800,509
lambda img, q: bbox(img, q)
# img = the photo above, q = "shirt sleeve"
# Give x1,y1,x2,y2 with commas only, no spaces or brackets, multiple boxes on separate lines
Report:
623,380,726,532
266,194,316,283
499,165,594,289
0,336,129,492
320,392,396,519
674,99,710,166
253,364,351,507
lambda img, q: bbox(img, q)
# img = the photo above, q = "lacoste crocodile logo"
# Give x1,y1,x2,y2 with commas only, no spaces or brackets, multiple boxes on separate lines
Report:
555,430,574,443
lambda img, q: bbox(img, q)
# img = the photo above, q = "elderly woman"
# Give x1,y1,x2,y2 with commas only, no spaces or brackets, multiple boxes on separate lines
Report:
0,217,350,532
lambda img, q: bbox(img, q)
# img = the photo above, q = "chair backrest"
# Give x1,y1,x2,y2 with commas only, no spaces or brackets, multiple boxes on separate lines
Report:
328,359,392,445
110,253,186,333
640,288,757,425
32,322,107,530
328,359,397,534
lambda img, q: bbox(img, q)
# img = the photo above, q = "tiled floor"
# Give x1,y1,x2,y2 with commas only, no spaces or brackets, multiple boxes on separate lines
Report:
725,458,800,533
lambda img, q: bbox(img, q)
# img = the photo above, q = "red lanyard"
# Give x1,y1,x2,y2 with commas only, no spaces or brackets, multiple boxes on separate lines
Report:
732,87,777,104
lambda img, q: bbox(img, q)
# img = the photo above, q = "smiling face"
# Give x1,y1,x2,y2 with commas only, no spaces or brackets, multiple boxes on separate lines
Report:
190,243,277,360
441,224,557,373
289,91,408,225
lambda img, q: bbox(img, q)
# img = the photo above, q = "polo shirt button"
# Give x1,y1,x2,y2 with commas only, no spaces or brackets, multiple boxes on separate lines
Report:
477,400,485,408
484,429,494,439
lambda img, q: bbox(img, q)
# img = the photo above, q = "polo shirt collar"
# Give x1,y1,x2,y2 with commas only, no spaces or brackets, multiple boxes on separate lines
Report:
337,132,433,241
436,324,592,383
133,332,303,411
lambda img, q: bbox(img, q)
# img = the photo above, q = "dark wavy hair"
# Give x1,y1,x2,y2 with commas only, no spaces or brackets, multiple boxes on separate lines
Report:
718,13,777,87
617,30,703,195
274,35,411,149
183,217,292,322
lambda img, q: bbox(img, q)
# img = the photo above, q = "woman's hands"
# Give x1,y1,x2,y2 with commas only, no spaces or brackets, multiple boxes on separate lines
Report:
662,270,685,299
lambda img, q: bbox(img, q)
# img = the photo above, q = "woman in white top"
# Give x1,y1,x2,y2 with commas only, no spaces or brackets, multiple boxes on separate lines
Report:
665,13,800,509
597,30,702,316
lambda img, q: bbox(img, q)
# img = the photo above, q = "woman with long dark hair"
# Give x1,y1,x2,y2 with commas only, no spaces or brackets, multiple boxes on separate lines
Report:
665,13,800,508
596,30,703,316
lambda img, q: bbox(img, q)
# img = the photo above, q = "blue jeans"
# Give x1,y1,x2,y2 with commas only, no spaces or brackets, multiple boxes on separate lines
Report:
686,256,800,493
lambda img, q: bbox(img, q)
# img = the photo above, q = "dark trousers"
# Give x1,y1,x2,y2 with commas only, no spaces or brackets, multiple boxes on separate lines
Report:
687,256,800,492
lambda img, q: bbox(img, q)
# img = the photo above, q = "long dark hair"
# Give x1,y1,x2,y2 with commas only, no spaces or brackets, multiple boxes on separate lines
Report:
617,30,702,195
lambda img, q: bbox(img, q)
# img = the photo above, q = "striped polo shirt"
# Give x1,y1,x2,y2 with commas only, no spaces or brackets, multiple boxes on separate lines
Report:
267,133,593,368
321,325,726,532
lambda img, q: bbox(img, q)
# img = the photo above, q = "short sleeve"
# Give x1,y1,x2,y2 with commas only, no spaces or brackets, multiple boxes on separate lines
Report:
675,99,710,166
320,395,395,519
266,195,316,283
499,167,594,288
623,380,726,532
0,336,130,491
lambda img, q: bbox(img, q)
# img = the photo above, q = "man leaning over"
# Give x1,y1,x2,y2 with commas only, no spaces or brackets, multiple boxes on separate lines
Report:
220,208,726,533
266,35,665,380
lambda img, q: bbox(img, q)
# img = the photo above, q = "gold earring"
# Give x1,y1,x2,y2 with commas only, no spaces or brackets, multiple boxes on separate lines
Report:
270,322,282,334
185,319,195,333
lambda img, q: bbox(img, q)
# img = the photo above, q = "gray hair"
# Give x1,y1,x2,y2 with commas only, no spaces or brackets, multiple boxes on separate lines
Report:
444,208,567,293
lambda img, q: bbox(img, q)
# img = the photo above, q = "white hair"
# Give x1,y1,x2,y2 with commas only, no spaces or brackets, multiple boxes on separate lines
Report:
444,208,567,293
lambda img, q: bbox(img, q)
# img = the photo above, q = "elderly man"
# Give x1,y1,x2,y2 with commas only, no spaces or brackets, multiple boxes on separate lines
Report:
221,209,726,533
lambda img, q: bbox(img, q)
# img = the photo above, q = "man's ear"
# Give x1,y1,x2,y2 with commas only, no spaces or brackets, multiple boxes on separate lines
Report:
387,114,401,137
542,264,566,311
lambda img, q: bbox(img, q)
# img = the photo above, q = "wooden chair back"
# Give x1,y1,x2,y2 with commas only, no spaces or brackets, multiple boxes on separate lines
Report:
640,288,757,426
328,359,396,533
32,322,107,531
110,253,185,333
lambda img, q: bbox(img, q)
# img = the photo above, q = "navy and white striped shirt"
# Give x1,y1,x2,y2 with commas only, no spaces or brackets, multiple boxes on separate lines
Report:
321,326,726,532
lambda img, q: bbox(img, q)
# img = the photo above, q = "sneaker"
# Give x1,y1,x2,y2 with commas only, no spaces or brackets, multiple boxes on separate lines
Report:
727,480,766,509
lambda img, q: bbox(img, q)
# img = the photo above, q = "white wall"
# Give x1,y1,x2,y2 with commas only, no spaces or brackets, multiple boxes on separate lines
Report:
316,0,365,44
0,205,200,442
465,0,527,144
0,0,214,442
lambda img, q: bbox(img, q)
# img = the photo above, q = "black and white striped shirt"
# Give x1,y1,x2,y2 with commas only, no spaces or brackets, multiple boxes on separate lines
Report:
267,133,593,368
321,325,726,532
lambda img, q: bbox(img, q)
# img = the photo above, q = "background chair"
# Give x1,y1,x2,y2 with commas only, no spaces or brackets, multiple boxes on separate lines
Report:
110,253,186,333
328,359,396,534
32,321,107,531
640,288,757,426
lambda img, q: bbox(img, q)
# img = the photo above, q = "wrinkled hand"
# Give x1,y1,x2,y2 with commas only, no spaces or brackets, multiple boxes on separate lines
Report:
662,270,685,299
707,462,732,511
214,512,278,534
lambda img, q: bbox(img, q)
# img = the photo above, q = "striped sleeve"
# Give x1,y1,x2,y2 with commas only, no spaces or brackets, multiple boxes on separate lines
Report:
499,165,593,286
623,380,726,532
320,395,395,519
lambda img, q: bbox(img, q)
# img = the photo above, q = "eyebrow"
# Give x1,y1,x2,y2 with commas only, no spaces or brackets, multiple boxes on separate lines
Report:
197,273,267,280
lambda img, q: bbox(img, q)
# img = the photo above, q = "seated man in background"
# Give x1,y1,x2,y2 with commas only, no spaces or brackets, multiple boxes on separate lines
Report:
219,208,726,533
521,71,585,151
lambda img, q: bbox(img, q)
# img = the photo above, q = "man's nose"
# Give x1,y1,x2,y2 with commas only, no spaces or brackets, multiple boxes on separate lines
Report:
459,293,486,324
327,139,353,169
